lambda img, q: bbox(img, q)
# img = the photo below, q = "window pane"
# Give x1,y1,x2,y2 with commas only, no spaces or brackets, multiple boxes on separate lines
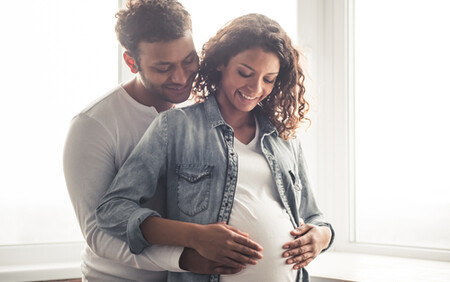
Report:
354,0,450,249
0,1,118,245
179,0,298,51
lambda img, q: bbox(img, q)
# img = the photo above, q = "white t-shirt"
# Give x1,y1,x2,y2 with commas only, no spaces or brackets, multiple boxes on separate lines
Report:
221,122,297,282
63,85,184,282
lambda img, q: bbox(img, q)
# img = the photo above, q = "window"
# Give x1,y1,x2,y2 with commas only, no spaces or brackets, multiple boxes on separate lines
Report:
0,1,118,245
300,0,450,261
353,0,450,251
180,0,298,52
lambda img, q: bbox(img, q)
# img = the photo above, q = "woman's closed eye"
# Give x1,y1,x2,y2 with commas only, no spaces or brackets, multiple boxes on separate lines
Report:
238,70,252,78
264,77,276,84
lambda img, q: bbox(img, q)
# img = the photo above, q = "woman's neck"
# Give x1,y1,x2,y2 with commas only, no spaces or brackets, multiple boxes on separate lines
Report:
216,97,256,144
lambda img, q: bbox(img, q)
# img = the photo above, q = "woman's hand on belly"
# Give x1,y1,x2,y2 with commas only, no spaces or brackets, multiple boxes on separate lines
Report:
189,222,263,269
281,223,332,269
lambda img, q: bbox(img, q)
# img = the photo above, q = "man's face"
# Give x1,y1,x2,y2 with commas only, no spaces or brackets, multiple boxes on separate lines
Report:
136,31,199,105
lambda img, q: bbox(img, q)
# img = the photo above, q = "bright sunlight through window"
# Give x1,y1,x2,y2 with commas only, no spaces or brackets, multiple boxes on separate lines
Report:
0,1,118,245
354,0,450,250
0,0,297,247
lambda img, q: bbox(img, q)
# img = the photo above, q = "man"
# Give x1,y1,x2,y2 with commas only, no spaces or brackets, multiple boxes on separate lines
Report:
63,1,244,280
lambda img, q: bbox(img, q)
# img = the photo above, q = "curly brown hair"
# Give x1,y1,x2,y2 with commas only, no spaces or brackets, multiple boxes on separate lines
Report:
193,13,308,140
115,0,192,69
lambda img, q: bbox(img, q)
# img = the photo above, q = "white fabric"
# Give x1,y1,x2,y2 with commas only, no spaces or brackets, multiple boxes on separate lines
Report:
63,85,184,282
221,121,297,282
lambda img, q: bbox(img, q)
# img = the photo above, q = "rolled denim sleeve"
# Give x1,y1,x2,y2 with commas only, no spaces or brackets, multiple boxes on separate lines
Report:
96,113,169,254
295,138,335,251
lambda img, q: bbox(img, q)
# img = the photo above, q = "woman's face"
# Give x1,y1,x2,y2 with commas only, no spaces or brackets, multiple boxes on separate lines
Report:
216,47,280,115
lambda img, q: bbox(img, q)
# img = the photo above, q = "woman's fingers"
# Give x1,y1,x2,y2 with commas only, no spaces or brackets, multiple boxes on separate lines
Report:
291,255,314,269
194,222,263,266
283,243,311,258
233,232,263,252
222,222,249,237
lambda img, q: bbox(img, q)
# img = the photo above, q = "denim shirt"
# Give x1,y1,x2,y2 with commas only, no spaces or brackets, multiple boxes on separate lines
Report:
96,96,334,282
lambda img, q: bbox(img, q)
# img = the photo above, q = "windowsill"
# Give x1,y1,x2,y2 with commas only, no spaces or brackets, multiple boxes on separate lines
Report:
2,251,450,282
0,262,81,281
307,251,450,282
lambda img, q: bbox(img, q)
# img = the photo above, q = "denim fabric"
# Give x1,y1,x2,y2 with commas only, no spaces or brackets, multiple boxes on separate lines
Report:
96,96,334,282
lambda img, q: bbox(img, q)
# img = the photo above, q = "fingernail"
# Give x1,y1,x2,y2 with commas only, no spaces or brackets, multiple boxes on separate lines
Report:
283,245,289,249
287,259,293,264
283,252,289,257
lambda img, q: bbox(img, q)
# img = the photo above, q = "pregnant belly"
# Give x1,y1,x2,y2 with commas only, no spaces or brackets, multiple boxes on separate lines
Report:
221,197,298,282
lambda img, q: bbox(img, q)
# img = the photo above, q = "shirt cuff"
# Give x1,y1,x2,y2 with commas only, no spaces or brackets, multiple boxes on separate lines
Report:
127,208,161,254
316,222,335,252
148,245,188,272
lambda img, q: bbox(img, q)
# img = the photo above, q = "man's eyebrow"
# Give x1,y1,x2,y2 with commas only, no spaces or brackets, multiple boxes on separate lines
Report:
153,61,171,66
153,51,197,66
240,63,279,75
183,50,197,60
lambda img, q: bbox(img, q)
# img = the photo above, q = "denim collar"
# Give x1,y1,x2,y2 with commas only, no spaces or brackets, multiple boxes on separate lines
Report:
204,95,278,137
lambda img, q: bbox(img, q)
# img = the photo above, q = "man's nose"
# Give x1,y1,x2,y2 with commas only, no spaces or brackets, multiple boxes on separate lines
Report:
170,66,188,85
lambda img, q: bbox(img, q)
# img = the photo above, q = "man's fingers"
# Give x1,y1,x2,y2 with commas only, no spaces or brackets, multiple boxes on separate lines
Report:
226,249,259,265
221,257,247,269
213,266,243,275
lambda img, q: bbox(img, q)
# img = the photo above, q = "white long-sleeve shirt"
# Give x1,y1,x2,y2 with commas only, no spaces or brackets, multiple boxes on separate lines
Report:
63,85,184,281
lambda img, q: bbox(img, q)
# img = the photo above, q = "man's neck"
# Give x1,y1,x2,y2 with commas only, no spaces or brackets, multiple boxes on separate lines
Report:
122,77,174,113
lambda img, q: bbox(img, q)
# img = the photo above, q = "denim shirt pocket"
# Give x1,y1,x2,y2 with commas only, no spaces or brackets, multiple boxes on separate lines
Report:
175,164,213,216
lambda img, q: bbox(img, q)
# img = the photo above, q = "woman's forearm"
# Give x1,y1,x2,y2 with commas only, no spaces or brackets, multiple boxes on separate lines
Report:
140,216,199,247
140,216,263,267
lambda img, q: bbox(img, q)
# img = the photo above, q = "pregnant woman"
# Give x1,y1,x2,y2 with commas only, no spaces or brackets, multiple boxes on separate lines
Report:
96,13,333,282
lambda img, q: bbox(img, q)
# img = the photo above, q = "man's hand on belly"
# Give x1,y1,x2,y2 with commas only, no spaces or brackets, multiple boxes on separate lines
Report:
179,247,244,275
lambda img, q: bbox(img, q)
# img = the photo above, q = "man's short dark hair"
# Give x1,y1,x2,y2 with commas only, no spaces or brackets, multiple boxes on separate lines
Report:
115,0,192,63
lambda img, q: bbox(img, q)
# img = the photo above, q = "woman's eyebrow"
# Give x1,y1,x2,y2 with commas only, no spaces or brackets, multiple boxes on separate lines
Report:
240,63,279,75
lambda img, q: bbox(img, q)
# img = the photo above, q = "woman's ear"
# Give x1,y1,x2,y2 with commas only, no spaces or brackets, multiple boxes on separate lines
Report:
216,64,224,72
123,51,138,74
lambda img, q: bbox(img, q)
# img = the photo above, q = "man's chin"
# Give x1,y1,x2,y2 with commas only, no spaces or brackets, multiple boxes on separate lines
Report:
166,90,192,104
